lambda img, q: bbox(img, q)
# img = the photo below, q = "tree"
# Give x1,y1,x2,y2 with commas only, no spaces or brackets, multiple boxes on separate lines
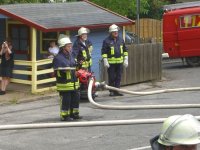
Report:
140,0,170,19
90,0,170,19
0,0,171,19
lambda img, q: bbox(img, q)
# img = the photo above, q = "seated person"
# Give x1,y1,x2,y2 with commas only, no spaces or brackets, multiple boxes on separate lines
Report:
48,41,59,59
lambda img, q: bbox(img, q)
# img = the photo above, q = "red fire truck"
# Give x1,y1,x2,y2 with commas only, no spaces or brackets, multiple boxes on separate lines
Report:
163,2,200,66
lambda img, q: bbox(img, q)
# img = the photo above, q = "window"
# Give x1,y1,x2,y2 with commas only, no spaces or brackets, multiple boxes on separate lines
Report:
180,14,200,28
41,32,58,54
9,24,30,54
40,31,69,54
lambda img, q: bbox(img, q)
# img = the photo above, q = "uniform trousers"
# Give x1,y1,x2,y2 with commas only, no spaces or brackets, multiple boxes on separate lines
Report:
107,63,123,89
59,90,80,117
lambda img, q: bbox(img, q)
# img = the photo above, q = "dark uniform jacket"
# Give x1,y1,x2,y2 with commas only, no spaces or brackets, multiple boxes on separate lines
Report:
53,50,78,91
72,38,92,68
101,35,128,64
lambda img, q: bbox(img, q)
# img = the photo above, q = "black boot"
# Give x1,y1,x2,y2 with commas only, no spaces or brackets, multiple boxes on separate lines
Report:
70,114,82,120
0,91,6,95
114,91,123,96
60,116,73,121
109,91,115,96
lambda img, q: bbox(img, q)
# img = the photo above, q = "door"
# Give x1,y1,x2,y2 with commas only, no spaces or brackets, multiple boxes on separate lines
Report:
8,24,30,60
163,15,179,58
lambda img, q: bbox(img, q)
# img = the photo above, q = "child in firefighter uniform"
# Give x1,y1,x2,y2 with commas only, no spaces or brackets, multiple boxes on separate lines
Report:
53,34,81,121
72,27,93,71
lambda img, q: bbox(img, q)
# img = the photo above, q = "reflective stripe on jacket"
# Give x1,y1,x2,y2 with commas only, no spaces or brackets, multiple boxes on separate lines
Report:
81,48,92,68
56,70,79,91
72,38,93,68
53,50,79,91
101,35,128,64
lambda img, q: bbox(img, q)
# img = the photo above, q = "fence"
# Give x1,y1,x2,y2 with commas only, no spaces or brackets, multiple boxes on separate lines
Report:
126,18,162,43
2,43,162,93
9,59,56,93
100,43,162,85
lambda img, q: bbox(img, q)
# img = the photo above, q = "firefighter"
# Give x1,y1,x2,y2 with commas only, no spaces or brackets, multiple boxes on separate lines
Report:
150,114,200,150
101,24,128,96
72,27,93,72
53,34,81,121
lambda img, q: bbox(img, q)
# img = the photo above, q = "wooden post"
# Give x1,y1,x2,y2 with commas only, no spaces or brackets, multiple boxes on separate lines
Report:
65,30,70,36
5,19,8,38
122,26,125,42
31,27,37,93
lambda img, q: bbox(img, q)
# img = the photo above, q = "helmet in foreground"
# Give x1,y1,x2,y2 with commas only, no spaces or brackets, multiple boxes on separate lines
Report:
158,114,200,146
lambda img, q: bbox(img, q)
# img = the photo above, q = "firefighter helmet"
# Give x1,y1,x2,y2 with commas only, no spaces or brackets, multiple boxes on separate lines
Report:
158,114,200,146
77,27,90,36
109,24,120,33
58,34,72,48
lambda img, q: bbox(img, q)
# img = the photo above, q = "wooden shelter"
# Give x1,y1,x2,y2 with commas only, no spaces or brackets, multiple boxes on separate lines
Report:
0,1,133,93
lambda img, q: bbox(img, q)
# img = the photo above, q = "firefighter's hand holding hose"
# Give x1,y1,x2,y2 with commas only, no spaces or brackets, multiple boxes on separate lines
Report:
103,58,110,68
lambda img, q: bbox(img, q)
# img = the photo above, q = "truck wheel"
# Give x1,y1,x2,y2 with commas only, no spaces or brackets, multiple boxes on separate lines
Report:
185,57,200,67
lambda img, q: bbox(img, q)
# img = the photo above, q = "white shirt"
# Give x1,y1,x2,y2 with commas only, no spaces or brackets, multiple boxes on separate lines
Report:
48,46,59,56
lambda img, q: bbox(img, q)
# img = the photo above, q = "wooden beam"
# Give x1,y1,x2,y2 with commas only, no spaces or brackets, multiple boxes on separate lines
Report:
10,79,31,85
13,70,32,75
35,86,56,93
37,78,56,85
31,27,37,93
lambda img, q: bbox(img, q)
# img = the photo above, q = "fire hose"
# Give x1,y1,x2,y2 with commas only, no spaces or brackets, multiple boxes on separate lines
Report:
89,78,200,109
104,84,200,96
0,77,200,130
0,116,200,130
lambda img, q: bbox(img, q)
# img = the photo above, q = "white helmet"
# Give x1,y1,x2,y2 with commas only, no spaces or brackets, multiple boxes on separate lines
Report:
77,27,90,36
58,34,72,48
109,24,120,33
158,114,200,146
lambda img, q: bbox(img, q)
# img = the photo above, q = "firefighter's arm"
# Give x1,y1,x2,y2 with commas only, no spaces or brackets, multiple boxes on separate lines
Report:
52,57,59,70
88,40,93,54
123,40,128,68
101,40,108,59
72,42,80,58
101,40,110,68
52,58,64,77
123,40,128,57
56,67,76,70
53,57,75,71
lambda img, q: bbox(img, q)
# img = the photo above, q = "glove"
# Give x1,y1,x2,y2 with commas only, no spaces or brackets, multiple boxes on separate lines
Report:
88,45,93,54
103,58,110,68
123,56,128,68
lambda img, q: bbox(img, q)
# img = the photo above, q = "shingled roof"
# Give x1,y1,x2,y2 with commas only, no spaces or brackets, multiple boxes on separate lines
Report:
0,0,133,32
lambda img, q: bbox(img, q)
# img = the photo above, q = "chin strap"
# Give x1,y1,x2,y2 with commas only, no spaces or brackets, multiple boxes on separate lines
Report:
150,135,166,150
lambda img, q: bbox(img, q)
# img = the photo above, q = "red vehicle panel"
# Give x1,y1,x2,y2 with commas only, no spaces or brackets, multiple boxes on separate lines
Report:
163,6,200,66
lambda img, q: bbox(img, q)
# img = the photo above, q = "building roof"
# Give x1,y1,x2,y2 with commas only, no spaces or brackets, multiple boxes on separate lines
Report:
0,0,134,32
163,1,200,11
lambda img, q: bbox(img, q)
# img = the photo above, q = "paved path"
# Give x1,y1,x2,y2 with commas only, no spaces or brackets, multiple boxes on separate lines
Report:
0,61,199,150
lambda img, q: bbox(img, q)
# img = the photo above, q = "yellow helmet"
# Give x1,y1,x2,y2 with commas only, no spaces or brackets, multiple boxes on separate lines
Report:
158,114,200,146
57,34,72,48
109,24,120,33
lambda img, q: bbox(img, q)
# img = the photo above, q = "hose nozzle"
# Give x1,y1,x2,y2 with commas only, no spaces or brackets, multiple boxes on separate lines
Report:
95,81,106,89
